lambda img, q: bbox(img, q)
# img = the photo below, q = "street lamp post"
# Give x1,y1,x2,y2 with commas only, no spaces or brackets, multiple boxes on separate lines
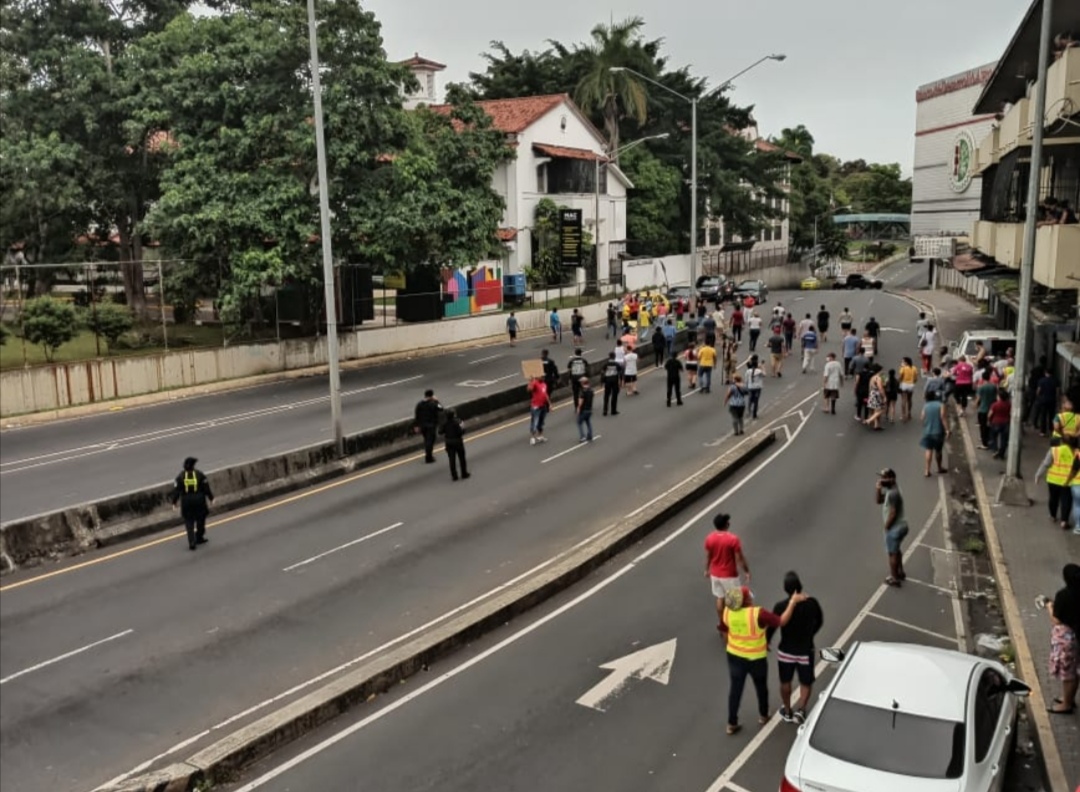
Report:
611,55,785,301
813,204,851,274
306,0,344,457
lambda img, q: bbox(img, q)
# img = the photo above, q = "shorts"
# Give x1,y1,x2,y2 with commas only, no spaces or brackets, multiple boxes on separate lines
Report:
900,382,915,393
824,389,839,400
686,363,698,372
1049,624,1078,681
840,323,852,331
624,374,638,383
885,523,909,554
920,434,945,451
771,353,783,365
710,576,741,599
509,330,517,339
777,655,815,685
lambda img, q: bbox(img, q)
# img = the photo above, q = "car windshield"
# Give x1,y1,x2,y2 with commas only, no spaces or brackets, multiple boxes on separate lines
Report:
738,281,757,288
809,698,965,779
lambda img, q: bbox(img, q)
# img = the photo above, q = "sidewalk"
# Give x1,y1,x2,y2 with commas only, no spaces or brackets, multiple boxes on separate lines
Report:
915,287,1079,791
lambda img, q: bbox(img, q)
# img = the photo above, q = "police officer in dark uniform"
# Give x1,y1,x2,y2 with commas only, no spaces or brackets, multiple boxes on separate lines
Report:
438,408,469,481
601,351,622,416
567,347,588,409
414,389,443,463
169,456,214,550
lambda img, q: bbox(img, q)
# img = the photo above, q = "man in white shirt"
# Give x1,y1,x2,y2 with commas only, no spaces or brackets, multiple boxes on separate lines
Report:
623,348,640,396
746,357,766,419
747,311,763,353
822,352,844,414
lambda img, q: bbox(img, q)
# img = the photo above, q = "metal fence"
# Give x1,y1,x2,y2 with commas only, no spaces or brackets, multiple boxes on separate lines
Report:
697,246,795,277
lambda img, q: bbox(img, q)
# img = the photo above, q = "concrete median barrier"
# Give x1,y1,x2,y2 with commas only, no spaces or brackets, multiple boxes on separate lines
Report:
96,427,774,792
0,335,683,575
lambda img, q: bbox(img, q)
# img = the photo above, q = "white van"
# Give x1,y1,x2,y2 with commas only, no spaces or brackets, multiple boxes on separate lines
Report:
949,329,1017,360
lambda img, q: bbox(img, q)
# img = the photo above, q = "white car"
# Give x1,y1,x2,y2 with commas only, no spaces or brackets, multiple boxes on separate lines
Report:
780,642,1030,792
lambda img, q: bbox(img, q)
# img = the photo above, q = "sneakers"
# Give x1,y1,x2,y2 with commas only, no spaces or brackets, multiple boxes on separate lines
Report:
779,706,795,723
530,437,537,446
794,708,807,724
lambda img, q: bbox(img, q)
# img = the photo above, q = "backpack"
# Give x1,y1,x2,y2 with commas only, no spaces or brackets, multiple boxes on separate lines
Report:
729,385,747,407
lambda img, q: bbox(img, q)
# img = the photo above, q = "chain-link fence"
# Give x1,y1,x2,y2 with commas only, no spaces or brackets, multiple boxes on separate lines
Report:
0,257,625,369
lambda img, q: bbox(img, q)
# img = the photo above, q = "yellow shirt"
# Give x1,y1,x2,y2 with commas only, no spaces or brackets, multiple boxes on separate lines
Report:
697,346,717,367
899,365,919,385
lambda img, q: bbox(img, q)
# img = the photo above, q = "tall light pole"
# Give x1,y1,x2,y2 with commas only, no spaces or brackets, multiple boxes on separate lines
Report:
611,55,785,298
306,0,344,456
595,134,670,285
814,204,852,273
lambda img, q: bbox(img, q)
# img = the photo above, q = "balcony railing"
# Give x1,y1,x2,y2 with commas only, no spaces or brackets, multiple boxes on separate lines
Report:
972,220,997,253
974,126,999,175
998,97,1031,156
1034,224,1080,289
993,222,1025,268
1042,46,1080,129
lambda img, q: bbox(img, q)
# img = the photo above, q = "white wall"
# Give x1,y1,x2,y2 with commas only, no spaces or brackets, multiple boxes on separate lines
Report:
912,64,998,237
623,255,692,292
0,301,613,417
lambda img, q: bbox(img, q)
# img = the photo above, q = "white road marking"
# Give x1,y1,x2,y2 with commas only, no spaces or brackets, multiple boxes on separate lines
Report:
469,354,504,365
901,577,955,595
282,523,404,572
456,380,495,388
0,629,134,686
575,638,677,712
99,524,617,788
724,782,755,792
0,375,425,475
541,436,602,464
863,612,959,644
702,498,945,792
232,402,813,790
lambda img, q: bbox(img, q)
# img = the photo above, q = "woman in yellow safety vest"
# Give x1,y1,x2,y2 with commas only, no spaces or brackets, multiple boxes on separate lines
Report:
1036,436,1077,530
1052,394,1080,443
719,586,808,735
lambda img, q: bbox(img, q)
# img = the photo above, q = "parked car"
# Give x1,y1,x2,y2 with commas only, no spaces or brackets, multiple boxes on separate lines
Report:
833,273,883,290
666,286,693,303
733,279,768,305
800,276,823,290
780,642,1029,792
696,276,736,303
949,330,1017,361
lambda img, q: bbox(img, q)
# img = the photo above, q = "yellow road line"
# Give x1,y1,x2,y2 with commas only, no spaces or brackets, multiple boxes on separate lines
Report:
0,380,613,592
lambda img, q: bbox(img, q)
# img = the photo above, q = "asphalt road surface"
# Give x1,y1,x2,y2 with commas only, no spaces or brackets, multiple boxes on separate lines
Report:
879,257,936,291
0,288,919,792
0,327,606,522
222,354,977,792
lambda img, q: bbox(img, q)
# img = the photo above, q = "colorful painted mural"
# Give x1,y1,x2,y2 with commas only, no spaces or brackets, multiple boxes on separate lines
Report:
441,262,502,317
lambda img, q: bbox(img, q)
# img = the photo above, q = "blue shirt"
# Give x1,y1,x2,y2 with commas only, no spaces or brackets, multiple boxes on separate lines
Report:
663,324,676,340
842,335,859,358
923,401,945,437
801,331,818,350
550,312,560,327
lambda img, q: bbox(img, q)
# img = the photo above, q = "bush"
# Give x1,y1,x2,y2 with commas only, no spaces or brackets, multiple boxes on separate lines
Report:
83,302,134,352
23,297,79,361
0,324,9,346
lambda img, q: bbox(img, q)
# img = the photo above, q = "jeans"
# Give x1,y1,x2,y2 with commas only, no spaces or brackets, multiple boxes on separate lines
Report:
732,325,742,342
990,424,1009,456
1048,482,1073,522
748,388,761,419
727,653,769,726
577,410,593,441
421,426,437,461
530,406,548,435
607,322,617,339
1071,484,1080,529
699,366,713,393
977,411,990,446
748,329,760,352
784,332,793,352
730,405,746,434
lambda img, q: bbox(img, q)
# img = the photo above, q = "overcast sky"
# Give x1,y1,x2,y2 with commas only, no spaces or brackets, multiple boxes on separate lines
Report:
364,0,1028,175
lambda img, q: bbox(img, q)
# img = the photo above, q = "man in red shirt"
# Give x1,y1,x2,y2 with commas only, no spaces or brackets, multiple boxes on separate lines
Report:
704,513,751,628
528,376,551,446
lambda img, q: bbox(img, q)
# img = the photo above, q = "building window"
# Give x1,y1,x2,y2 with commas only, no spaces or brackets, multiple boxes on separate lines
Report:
536,164,546,193
547,158,604,194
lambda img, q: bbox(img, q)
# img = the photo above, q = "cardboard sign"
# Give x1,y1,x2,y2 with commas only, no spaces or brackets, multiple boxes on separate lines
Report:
521,359,545,380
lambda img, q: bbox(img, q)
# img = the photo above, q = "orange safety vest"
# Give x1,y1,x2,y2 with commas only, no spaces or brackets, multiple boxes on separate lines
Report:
1047,444,1075,486
723,606,768,660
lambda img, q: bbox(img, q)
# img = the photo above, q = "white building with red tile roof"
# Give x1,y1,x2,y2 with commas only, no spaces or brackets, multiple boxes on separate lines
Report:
404,58,632,281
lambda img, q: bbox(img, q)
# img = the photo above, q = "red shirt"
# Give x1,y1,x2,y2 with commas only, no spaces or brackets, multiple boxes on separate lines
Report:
704,531,742,578
988,400,1010,426
528,380,549,409
953,361,974,385
730,310,744,327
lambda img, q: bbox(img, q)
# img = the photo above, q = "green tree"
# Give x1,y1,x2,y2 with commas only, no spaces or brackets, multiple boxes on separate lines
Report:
571,17,653,156
0,324,10,346
841,162,912,214
464,42,575,99
620,147,682,256
83,302,134,351
23,297,79,361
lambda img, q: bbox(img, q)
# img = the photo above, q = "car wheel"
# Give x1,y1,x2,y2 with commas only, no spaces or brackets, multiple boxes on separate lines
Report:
874,282,883,289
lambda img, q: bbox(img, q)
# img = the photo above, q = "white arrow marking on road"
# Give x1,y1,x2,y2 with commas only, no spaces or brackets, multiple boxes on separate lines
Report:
575,639,676,712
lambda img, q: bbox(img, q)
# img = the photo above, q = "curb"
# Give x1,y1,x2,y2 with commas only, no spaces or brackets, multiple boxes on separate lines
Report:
97,430,776,792
924,299,1070,792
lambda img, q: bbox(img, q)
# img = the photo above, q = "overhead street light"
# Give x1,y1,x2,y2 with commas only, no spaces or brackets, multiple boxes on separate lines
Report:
611,55,786,300
306,0,344,456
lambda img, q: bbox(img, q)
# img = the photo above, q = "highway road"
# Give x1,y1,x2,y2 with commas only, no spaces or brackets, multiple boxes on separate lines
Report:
0,327,609,522
222,346,978,792
0,288,921,792
879,256,935,291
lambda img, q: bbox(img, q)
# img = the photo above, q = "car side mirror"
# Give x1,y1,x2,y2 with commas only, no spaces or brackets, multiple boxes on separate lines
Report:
1005,679,1031,697
820,647,845,664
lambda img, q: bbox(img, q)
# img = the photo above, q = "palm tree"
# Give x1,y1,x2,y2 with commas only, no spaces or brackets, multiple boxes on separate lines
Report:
572,17,651,157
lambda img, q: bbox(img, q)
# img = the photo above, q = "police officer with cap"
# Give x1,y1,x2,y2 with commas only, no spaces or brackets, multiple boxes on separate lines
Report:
169,456,214,550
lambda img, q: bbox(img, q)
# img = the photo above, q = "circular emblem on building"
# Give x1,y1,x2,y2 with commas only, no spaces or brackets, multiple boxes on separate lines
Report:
949,129,976,193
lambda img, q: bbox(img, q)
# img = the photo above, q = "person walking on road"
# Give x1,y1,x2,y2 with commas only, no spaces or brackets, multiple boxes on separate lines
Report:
853,362,872,423
697,340,717,393
842,328,860,377
865,316,881,357
725,374,749,435
662,318,676,359
576,377,595,442
768,571,824,725
919,323,938,373
705,513,751,626
920,391,950,475
1039,563,1080,713
838,307,854,337
1035,436,1076,530
730,305,744,344
782,313,796,355
747,310,762,353
567,348,588,409
988,389,1011,458
549,308,562,343
822,352,843,415
541,349,559,397
652,324,666,368
414,389,444,463
767,327,785,378
684,340,699,390
506,312,519,346
624,345,640,396
601,352,621,416
876,468,909,587
721,585,809,735
527,376,551,445
816,305,830,344
800,324,819,374
746,355,766,420
975,374,998,448
606,303,618,339
570,309,584,346
864,365,886,431
898,357,919,422
170,456,214,551
438,409,469,481
665,351,684,407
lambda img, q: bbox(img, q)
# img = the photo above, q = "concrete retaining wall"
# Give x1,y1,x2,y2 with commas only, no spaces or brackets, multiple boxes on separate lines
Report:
0,302,610,417
0,331,675,575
